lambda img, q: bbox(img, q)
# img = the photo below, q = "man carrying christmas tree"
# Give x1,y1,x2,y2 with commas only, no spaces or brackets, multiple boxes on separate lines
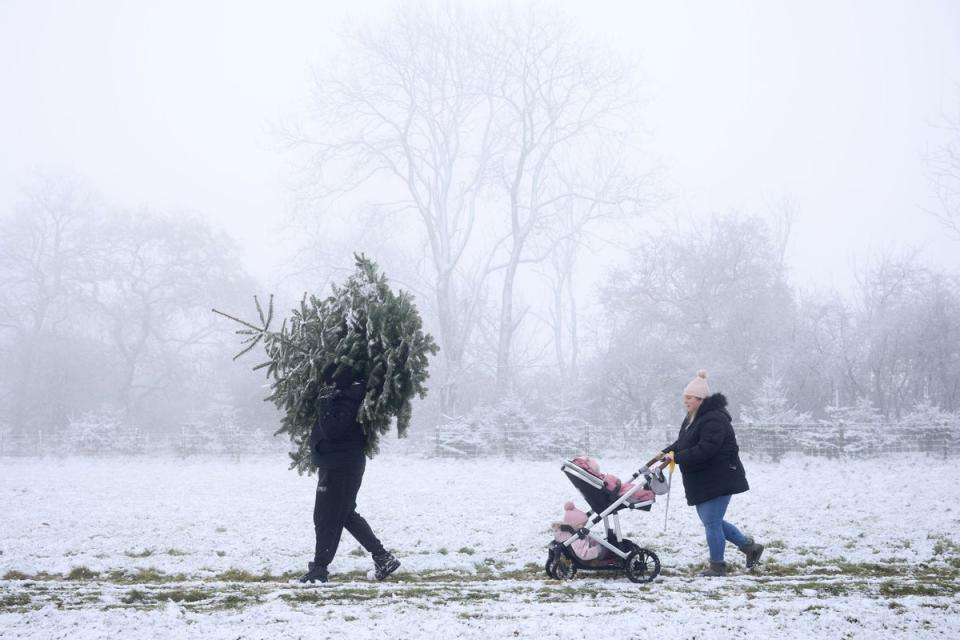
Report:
215,255,436,585
299,363,400,584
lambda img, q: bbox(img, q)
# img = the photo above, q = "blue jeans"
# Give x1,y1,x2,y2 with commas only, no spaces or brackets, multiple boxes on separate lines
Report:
695,495,749,562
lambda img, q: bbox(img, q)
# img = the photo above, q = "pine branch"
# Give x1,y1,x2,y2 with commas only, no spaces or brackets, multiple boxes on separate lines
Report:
212,295,309,359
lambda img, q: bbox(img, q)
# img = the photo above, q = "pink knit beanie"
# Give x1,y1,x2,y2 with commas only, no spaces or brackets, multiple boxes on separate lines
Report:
563,501,587,527
682,369,710,398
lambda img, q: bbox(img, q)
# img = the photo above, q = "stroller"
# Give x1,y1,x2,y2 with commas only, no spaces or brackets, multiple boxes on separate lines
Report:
545,455,670,583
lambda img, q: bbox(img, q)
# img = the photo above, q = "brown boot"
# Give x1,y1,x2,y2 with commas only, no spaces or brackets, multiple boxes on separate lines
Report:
699,561,727,577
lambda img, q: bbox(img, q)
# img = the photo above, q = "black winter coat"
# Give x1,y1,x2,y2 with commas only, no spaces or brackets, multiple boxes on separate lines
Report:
309,381,368,464
662,393,749,506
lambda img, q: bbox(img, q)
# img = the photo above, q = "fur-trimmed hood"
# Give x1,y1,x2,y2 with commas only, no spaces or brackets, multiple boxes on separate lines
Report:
697,392,730,420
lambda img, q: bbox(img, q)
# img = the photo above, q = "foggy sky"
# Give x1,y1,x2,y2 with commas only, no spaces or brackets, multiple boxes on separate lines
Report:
1,0,958,295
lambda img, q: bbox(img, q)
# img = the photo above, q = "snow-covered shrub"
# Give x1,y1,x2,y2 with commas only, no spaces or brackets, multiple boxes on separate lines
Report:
177,397,285,456
433,398,589,459
739,376,814,460
741,375,812,425
529,407,592,458
62,405,144,454
177,398,240,455
896,399,960,457
431,413,487,458
822,397,891,456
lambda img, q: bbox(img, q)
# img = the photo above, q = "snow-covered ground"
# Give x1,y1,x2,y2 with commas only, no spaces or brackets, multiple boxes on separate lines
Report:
1,454,958,638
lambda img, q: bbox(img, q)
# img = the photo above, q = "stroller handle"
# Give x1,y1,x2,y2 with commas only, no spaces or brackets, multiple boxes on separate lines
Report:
626,456,670,482
642,456,671,472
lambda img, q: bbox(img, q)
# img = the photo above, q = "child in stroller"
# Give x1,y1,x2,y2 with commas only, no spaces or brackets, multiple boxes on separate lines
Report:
546,455,670,583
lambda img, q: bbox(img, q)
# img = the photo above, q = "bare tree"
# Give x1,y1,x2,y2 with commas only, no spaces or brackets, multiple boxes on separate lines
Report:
291,4,649,410
0,176,103,432
0,175,102,334
849,252,960,418
92,211,248,420
485,13,646,394
927,102,960,239
291,4,499,415
595,214,796,423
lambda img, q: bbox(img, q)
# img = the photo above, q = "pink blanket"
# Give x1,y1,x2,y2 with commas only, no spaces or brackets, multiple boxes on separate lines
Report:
570,456,655,504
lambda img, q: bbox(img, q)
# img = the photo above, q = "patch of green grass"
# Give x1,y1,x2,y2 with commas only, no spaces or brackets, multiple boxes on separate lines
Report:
3,571,29,580
217,593,252,610
458,547,476,555
0,593,31,609
879,580,948,598
97,568,188,585
932,538,960,556
127,568,173,583
66,566,100,580
438,547,449,555
124,549,154,558
165,548,188,557
155,588,211,604
349,547,367,557
281,588,384,604
496,563,543,581
836,562,905,577
216,569,281,583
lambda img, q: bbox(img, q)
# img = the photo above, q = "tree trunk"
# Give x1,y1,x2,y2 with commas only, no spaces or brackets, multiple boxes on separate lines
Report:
435,270,464,415
496,255,521,395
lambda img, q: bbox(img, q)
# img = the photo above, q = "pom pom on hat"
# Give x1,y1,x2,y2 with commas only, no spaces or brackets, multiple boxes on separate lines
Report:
563,501,587,527
683,369,710,398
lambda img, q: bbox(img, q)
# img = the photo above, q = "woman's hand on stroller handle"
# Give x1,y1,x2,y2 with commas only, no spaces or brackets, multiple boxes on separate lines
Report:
643,452,672,470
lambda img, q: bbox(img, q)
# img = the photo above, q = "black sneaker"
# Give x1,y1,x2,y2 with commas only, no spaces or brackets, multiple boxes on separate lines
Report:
373,551,400,580
299,561,328,584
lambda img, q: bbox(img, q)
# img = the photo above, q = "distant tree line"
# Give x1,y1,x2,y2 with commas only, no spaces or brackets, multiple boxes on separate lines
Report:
0,175,275,444
588,214,960,426
3,3,958,456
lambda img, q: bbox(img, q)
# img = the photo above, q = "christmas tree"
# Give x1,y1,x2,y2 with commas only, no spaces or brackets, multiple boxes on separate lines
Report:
214,254,438,472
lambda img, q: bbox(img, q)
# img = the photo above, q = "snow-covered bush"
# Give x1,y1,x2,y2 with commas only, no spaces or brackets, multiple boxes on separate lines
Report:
822,397,891,456
739,375,814,460
62,405,144,454
177,397,285,456
895,399,960,457
433,397,590,458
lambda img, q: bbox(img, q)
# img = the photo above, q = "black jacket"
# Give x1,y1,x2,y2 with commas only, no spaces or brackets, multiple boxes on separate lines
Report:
309,381,368,463
662,393,749,506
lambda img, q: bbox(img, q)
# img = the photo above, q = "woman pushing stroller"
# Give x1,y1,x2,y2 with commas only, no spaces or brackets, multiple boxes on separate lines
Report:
655,369,764,577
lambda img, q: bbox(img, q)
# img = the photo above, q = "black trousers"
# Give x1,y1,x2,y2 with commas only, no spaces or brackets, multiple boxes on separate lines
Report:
313,450,385,567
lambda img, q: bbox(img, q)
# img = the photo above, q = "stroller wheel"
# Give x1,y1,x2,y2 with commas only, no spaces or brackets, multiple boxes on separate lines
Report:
625,548,661,584
545,544,561,579
552,552,577,580
545,555,557,579
546,545,576,580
